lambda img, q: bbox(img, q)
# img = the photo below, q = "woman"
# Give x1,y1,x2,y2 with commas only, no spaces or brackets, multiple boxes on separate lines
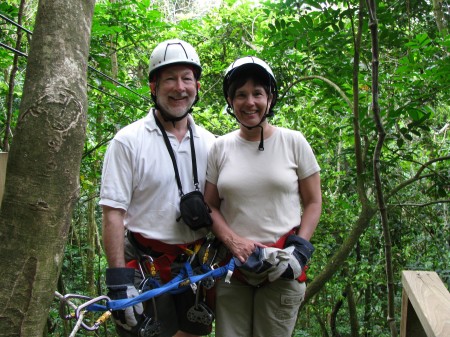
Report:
204,56,322,336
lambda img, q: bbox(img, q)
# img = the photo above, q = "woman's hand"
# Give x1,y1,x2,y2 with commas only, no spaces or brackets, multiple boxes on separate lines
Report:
225,234,267,264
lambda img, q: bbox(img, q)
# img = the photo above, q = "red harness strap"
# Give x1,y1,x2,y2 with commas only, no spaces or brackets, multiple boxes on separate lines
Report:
126,233,204,283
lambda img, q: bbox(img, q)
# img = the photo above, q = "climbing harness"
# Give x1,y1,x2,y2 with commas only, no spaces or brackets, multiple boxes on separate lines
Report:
56,256,234,335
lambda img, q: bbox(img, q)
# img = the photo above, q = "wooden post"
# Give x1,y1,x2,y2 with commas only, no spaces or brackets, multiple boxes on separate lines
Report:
401,270,450,337
0,152,7,206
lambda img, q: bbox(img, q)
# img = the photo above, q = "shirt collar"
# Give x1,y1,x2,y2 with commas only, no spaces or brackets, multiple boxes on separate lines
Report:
145,108,199,138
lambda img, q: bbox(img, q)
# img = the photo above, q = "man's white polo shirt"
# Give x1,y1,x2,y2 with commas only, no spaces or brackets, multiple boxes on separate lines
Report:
100,109,216,244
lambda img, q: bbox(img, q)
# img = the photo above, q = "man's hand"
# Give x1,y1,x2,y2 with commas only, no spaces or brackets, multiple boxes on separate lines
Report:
106,268,143,331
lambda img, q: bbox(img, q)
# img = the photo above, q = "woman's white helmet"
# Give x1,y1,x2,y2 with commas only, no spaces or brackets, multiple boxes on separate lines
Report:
149,39,202,81
223,56,278,151
223,56,278,115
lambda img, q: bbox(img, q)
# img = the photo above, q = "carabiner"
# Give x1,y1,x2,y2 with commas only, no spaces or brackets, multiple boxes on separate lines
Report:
75,295,111,331
139,254,157,277
59,293,92,321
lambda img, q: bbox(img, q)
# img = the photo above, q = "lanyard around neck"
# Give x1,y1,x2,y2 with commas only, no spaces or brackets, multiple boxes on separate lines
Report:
153,110,199,196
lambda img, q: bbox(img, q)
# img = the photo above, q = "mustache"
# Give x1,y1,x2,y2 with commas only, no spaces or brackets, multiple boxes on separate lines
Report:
169,93,189,99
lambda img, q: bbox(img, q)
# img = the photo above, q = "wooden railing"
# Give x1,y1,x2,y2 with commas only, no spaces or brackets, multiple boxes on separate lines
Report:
401,270,450,337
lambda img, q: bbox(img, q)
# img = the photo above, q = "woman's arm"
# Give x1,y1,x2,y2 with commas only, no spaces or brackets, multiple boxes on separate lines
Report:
297,172,322,240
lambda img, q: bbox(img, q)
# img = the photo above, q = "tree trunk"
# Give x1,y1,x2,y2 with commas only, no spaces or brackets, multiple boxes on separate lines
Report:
0,0,95,336
366,0,398,335
330,292,344,337
302,0,377,305
432,0,448,37
346,281,359,337
304,206,377,303
86,198,96,296
313,310,329,337
2,0,27,152
363,284,372,337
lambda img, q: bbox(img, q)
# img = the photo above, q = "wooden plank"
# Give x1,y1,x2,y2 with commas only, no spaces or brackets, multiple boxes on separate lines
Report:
0,152,7,205
401,287,429,337
401,288,408,337
402,270,450,337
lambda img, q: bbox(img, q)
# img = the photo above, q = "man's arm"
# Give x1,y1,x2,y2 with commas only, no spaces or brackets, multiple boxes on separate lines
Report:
102,205,126,268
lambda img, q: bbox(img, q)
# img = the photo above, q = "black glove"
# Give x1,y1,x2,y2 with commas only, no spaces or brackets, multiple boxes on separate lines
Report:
106,267,143,331
281,235,315,279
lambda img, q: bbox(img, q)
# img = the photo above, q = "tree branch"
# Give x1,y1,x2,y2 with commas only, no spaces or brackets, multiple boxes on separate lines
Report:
386,155,450,200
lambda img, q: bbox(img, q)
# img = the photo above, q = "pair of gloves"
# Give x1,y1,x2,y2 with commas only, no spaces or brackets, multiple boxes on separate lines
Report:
234,235,315,282
106,268,143,332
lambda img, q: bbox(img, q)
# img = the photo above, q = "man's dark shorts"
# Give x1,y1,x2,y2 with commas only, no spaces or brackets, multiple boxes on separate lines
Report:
113,235,213,337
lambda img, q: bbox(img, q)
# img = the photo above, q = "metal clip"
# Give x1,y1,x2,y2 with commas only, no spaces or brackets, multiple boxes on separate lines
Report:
59,293,92,321
75,295,111,331
139,254,157,277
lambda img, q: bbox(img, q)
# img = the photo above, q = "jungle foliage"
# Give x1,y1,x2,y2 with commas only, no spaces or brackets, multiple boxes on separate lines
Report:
0,0,449,336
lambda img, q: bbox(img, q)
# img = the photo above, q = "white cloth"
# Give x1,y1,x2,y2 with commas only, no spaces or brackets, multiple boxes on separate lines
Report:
206,127,320,244
264,247,301,282
236,247,302,285
100,109,216,244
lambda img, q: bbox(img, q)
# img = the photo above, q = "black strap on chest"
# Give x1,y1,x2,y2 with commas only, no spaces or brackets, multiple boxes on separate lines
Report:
153,110,200,196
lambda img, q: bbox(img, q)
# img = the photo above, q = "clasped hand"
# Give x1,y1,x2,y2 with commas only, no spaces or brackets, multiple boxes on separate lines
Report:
106,267,144,331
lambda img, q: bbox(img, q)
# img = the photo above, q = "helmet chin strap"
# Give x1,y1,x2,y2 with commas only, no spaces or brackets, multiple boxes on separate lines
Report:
244,119,266,151
228,108,267,151
228,96,271,151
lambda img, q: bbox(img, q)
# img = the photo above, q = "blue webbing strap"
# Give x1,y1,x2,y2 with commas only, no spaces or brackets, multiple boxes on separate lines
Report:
87,259,235,312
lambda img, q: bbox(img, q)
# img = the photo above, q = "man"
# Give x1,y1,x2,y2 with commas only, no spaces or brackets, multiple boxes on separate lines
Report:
99,39,216,337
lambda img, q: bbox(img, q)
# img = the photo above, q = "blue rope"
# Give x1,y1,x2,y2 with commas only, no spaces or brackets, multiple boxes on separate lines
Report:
87,259,235,312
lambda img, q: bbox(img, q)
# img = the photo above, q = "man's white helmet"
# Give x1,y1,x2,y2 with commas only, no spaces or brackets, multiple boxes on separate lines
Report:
149,39,201,81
